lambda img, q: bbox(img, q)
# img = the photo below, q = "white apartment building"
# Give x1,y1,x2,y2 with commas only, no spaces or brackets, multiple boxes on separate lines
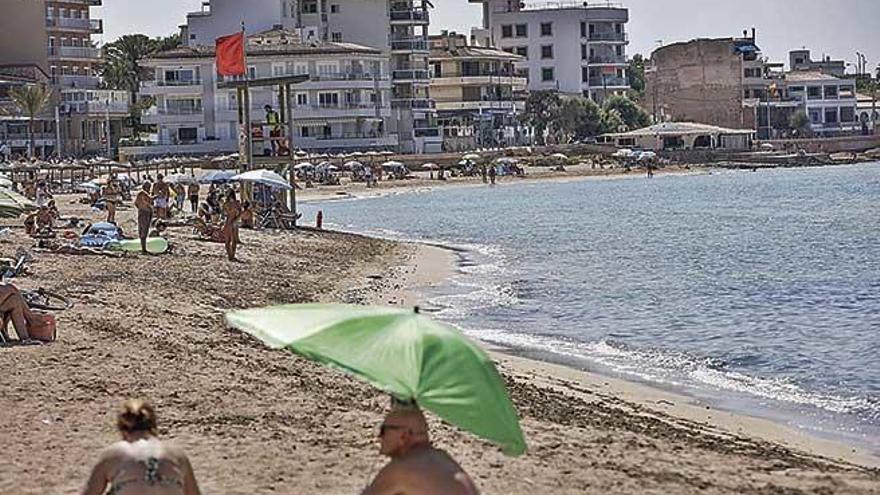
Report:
469,0,630,102
179,0,441,154
137,29,396,156
784,71,859,136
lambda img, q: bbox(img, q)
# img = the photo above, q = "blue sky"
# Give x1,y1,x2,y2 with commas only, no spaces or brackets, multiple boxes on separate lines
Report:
96,0,879,73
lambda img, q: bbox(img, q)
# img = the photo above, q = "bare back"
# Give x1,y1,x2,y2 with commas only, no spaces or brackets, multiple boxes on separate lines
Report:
364,447,479,495
81,438,200,495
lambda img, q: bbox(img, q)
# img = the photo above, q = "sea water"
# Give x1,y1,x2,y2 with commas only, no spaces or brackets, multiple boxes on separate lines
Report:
300,163,880,448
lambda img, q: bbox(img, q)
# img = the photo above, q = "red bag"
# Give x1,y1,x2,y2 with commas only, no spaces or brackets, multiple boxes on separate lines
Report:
27,312,56,342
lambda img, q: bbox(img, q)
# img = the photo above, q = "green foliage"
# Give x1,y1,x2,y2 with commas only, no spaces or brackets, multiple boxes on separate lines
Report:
8,84,54,158
602,94,651,131
627,54,646,98
520,92,652,143
789,111,810,131
559,97,605,141
100,33,181,136
521,91,562,145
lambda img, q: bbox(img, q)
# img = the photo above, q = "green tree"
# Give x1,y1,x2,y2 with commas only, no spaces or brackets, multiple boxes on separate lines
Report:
6,83,54,158
521,91,562,145
600,108,625,134
100,33,181,137
627,54,646,99
602,94,651,131
789,111,810,134
559,97,605,141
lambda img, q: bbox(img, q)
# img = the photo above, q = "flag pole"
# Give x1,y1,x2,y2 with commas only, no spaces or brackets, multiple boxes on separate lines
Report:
241,20,253,175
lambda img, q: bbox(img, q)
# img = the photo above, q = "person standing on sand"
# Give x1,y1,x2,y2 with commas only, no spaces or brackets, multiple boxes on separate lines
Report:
362,406,479,495
80,399,201,495
104,175,122,224
135,183,154,254
222,189,242,261
187,180,200,213
488,165,496,185
151,175,170,219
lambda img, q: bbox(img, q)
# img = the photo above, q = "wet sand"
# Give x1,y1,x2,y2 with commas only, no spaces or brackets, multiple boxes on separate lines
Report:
0,198,877,494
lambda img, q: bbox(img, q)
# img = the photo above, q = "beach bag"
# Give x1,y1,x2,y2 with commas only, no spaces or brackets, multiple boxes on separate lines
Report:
27,312,56,342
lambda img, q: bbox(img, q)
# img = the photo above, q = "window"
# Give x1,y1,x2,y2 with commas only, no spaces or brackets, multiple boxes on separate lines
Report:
330,4,339,13
540,22,552,36
824,108,838,124
788,86,804,93
541,67,554,82
580,21,586,38
318,92,339,106
515,24,527,38
331,32,342,42
273,64,285,76
302,0,317,13
541,45,553,59
296,93,308,105
809,110,821,123
501,25,513,38
515,46,528,59
840,106,855,122
581,44,587,60
807,86,821,99
178,128,197,142
301,126,310,137
824,85,838,99
582,67,589,83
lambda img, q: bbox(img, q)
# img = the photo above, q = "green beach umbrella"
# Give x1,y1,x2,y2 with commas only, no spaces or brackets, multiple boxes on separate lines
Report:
226,304,527,456
0,189,36,218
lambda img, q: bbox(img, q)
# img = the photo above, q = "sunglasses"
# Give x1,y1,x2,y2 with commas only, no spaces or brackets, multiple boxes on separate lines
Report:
378,423,407,437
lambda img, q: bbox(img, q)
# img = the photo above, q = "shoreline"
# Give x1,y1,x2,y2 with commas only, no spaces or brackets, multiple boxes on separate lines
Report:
364,239,880,469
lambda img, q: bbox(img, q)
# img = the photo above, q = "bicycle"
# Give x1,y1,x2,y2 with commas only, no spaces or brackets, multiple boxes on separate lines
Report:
21,288,74,311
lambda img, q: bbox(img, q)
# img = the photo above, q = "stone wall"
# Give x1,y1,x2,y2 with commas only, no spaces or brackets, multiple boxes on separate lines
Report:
646,39,747,130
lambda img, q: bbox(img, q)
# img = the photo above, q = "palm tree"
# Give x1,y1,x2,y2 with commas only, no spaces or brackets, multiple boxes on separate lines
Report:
7,83,53,158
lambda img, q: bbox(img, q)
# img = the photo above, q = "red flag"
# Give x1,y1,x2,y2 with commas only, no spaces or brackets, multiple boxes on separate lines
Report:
216,33,246,76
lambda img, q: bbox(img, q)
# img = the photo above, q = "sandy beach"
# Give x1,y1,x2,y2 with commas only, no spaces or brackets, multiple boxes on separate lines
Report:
0,195,878,494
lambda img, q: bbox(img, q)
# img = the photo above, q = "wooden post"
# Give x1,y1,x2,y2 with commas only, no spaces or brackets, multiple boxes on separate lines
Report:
285,82,297,222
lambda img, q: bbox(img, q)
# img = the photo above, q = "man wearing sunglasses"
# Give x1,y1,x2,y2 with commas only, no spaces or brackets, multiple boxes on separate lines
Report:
362,406,480,495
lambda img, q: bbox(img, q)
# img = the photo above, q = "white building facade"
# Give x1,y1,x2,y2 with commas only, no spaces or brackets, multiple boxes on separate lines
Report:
180,0,441,154
470,0,630,102
785,71,859,136
138,31,397,156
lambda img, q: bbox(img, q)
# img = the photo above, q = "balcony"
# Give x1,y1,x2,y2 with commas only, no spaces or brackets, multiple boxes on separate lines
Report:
60,0,102,5
142,107,204,124
414,127,440,138
587,32,628,43
47,17,103,33
588,76,628,88
392,98,435,109
141,79,203,95
292,103,387,119
49,46,101,60
587,55,627,65
391,39,429,53
431,75,527,89
390,7,429,25
296,134,399,150
54,75,100,89
435,100,521,112
392,69,431,82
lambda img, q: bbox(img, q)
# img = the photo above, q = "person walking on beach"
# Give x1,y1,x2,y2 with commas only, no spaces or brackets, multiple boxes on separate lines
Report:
362,406,479,495
222,189,242,261
488,165,496,185
80,399,202,495
135,183,154,254
151,175,170,220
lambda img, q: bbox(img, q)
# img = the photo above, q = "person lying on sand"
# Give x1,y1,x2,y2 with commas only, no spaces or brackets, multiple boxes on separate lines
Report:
362,405,479,495
35,239,124,258
0,284,39,344
192,218,226,243
81,399,202,495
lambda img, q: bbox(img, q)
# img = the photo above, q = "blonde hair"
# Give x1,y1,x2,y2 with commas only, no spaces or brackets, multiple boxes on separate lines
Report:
117,399,158,435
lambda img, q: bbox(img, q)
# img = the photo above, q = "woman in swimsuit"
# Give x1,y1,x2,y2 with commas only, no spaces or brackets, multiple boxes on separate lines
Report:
81,399,201,495
221,189,242,262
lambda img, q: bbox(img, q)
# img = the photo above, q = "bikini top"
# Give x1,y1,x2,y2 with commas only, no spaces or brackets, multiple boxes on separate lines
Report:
108,456,183,495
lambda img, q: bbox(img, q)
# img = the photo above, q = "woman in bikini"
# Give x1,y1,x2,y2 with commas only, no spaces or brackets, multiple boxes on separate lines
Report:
81,399,201,495
221,189,242,262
